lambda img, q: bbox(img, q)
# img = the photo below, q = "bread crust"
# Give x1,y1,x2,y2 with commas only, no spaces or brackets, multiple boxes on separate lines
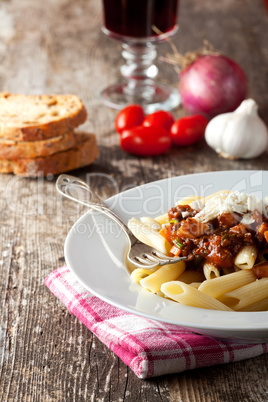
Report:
0,93,87,141
0,130,76,159
0,132,99,176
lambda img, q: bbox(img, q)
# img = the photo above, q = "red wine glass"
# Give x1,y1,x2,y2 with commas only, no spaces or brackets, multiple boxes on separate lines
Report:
101,0,180,113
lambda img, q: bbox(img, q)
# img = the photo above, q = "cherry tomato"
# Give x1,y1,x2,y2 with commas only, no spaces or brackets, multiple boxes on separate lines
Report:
120,126,171,156
170,115,208,146
115,104,145,134
143,110,175,131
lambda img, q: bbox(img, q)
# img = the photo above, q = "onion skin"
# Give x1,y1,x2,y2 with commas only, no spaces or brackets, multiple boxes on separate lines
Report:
179,55,247,119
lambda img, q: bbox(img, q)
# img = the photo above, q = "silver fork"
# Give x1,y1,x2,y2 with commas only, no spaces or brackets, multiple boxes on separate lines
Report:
56,174,185,273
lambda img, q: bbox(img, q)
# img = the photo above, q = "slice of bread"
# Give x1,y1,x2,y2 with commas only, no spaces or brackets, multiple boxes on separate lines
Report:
0,132,99,176
0,92,87,141
0,130,76,159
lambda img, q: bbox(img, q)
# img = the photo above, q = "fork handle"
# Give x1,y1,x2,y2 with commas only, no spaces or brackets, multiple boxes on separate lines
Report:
56,174,138,246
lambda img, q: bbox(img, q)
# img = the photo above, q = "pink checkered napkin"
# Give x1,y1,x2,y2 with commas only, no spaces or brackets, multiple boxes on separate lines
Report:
45,266,268,379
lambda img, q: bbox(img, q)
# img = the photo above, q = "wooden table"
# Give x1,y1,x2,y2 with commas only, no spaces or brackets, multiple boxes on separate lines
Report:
1,0,268,400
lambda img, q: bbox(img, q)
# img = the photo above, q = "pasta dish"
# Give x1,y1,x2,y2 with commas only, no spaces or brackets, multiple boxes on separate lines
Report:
128,191,268,312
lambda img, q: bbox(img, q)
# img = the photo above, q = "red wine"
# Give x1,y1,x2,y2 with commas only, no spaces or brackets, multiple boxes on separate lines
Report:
102,0,179,39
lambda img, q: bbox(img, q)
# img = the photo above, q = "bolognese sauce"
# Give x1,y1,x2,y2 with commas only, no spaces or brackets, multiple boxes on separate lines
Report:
160,204,268,270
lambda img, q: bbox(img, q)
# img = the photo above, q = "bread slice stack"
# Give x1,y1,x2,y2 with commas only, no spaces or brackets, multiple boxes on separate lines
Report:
0,92,99,176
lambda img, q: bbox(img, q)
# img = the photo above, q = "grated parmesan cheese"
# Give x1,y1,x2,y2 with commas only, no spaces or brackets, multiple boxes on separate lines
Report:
191,200,205,211
194,192,268,222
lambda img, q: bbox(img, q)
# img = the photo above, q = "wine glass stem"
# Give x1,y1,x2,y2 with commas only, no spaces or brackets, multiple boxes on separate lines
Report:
120,42,159,99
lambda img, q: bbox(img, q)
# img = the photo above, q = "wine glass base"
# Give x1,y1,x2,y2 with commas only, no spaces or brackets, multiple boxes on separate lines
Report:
100,81,181,113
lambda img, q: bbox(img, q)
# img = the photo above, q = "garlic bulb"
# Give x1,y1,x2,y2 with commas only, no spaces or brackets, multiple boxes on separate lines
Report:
205,99,268,159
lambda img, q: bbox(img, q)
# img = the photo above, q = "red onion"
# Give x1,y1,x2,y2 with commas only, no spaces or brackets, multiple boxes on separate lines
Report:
179,54,247,119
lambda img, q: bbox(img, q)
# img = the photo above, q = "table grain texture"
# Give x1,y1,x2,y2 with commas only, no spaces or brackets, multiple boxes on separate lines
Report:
0,0,268,401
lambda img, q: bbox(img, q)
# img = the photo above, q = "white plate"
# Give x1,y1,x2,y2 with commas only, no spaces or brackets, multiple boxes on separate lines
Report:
65,170,268,343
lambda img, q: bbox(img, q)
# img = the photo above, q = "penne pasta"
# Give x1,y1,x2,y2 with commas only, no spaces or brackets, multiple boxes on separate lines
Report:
203,262,220,280
234,245,258,269
128,217,172,254
140,217,162,231
176,191,231,208
176,269,205,284
161,281,233,311
219,278,268,311
131,267,159,283
176,195,203,206
189,282,202,289
198,269,256,299
154,213,169,225
140,261,185,293
239,297,268,312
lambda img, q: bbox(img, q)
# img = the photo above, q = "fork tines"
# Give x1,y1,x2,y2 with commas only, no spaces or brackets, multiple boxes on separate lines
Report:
131,251,185,267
